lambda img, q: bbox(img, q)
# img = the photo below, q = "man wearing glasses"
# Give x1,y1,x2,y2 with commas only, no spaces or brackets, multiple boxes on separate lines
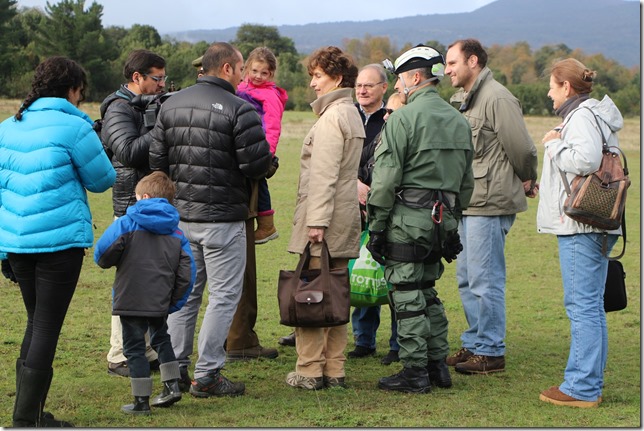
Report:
99,49,167,379
348,64,400,366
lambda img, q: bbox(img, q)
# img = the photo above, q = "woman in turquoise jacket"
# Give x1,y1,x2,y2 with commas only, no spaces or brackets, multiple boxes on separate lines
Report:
0,56,116,427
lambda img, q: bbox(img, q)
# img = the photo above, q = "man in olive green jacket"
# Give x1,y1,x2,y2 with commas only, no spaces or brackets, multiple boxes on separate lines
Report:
444,38,538,375
367,45,474,394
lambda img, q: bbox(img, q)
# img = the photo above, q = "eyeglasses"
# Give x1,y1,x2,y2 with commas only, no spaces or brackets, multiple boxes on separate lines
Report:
143,74,168,83
355,82,384,90
384,108,394,115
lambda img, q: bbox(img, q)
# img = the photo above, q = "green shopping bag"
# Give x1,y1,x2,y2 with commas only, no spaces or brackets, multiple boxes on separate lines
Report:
348,229,391,307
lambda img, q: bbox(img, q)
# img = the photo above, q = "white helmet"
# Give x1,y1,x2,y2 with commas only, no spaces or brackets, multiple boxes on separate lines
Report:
390,44,445,80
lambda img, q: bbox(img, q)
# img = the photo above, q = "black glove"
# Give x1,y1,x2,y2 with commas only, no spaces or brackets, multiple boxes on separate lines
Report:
1,260,17,283
266,155,279,179
366,231,387,265
441,231,463,263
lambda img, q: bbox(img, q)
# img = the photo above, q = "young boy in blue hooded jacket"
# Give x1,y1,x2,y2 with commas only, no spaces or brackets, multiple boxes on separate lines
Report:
94,171,196,415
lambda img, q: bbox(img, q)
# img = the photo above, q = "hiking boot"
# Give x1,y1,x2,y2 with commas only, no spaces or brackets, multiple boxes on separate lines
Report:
347,345,376,358
378,366,431,394
255,215,279,244
178,367,192,393
539,386,600,408
381,350,400,366
285,372,324,390
189,370,245,397
227,345,279,361
455,354,505,375
323,376,346,389
445,347,473,367
151,379,182,408
107,361,129,377
278,332,296,347
121,396,150,415
427,359,452,388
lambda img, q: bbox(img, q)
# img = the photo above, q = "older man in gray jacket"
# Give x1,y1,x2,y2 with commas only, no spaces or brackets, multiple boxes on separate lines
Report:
444,38,538,375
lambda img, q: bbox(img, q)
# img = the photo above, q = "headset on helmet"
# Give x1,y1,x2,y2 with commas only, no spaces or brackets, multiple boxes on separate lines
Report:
382,44,445,81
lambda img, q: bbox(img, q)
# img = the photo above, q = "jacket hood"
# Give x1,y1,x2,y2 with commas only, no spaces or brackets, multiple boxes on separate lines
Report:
126,198,180,235
99,85,134,117
580,95,624,133
28,97,94,126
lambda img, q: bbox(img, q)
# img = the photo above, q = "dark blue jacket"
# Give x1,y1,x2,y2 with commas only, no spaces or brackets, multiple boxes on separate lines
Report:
94,198,196,316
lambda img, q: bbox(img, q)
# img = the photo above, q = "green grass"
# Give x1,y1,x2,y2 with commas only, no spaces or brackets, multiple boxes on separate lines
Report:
0,103,640,427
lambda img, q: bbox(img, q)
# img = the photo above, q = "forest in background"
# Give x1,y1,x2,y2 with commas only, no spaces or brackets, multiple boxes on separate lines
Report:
0,0,640,115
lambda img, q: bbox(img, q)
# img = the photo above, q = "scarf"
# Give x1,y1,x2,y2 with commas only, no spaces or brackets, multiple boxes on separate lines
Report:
555,93,590,119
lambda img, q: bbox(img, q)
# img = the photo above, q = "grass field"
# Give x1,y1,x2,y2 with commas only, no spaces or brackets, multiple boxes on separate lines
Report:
0,101,640,427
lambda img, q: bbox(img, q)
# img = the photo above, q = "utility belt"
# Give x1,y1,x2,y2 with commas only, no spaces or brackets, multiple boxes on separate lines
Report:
387,188,458,263
395,188,456,211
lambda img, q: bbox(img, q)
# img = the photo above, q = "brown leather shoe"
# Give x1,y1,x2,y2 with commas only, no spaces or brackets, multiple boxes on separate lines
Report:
455,354,505,374
278,332,296,347
227,345,279,361
445,347,473,367
539,386,600,408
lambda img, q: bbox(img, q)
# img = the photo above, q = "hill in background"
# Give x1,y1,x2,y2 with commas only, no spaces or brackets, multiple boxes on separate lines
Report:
168,0,640,67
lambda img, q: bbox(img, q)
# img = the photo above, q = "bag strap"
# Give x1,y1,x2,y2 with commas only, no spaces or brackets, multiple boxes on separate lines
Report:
557,107,628,258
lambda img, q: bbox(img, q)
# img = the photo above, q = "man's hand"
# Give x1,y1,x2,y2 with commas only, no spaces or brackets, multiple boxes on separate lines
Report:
366,231,387,265
523,180,539,198
1,260,17,283
442,231,463,263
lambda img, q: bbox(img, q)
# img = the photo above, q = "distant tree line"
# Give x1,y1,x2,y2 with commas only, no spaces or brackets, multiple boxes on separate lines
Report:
1,0,639,116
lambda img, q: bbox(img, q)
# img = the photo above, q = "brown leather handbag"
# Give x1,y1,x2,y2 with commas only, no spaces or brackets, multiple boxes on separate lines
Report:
277,240,350,327
560,108,630,231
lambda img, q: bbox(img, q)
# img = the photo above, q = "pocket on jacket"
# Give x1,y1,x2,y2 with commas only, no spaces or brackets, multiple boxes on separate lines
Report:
468,163,489,207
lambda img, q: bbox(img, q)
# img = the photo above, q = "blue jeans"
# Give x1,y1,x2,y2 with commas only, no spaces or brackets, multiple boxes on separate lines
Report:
456,215,515,357
121,316,177,379
258,178,272,214
351,304,399,351
557,233,617,401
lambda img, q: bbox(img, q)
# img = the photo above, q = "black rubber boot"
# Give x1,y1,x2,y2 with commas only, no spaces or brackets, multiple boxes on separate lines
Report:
122,377,152,415
427,359,453,388
121,396,151,415
151,380,182,408
13,365,74,427
378,366,431,394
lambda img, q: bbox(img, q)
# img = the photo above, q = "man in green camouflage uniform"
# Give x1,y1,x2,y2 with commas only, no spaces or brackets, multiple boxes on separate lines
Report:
367,45,474,394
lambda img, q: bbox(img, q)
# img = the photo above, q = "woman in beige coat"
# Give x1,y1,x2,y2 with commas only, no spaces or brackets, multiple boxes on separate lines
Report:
286,46,365,390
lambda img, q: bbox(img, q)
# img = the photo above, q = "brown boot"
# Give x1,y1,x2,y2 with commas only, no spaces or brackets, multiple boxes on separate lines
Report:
255,214,279,244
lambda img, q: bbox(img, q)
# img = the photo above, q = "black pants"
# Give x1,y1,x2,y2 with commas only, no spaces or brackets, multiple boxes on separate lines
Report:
121,315,176,378
9,248,84,371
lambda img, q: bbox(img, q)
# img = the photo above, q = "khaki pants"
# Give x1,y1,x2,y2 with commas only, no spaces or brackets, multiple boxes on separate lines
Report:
294,256,348,379
107,315,158,364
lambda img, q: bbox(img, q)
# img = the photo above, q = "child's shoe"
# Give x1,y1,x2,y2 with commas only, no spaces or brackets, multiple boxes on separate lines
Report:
255,214,279,244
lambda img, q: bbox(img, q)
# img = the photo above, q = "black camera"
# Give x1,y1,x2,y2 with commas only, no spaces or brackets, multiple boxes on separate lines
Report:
131,92,177,129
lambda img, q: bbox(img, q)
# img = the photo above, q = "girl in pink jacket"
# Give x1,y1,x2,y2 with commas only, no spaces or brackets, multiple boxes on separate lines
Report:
237,47,288,244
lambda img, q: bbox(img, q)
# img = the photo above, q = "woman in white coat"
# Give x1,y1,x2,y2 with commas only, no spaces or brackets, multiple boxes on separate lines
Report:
537,58,623,408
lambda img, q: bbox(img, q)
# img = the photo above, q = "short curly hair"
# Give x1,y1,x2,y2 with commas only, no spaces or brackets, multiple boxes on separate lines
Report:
307,46,358,88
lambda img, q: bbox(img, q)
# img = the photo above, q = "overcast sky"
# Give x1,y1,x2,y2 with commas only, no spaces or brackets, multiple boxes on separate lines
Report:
15,0,497,33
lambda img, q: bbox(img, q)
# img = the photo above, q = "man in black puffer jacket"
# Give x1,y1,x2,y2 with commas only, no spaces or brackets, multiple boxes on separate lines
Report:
149,42,271,398
100,49,168,378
